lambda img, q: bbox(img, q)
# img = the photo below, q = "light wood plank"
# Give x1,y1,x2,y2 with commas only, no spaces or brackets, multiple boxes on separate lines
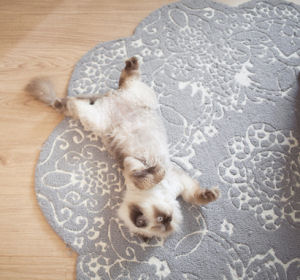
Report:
0,256,76,280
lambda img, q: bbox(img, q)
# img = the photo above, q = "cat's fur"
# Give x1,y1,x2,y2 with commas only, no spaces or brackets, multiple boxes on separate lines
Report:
26,57,219,239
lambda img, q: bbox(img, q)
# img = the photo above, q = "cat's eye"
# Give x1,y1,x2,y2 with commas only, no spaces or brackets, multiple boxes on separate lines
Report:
157,216,163,223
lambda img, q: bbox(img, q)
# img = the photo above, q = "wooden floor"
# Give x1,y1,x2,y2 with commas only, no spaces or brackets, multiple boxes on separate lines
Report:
1,0,299,279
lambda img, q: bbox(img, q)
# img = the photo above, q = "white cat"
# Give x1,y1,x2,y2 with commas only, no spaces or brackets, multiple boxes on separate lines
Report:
26,57,219,240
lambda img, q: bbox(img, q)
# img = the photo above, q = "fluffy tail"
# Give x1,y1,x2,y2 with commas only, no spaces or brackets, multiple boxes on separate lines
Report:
25,77,67,112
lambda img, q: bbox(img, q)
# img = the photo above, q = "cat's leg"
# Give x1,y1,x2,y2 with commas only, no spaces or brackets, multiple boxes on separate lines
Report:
118,57,158,109
118,57,140,89
64,95,113,133
174,167,220,205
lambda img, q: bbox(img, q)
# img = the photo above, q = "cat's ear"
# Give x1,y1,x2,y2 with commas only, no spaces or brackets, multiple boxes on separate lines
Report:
129,204,147,228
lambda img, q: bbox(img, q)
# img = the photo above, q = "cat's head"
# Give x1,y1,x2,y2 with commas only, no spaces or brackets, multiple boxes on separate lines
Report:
118,189,183,240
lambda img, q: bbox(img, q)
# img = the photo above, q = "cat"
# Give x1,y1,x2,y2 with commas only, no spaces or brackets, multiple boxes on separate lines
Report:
26,57,219,240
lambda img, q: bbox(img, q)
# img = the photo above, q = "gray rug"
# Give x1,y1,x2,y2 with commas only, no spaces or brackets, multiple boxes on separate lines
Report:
35,0,300,279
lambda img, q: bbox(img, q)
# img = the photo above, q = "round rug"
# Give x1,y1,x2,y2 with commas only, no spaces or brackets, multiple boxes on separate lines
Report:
35,0,300,279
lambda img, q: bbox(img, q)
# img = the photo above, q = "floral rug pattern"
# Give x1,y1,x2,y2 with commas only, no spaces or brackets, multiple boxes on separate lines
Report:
35,0,300,279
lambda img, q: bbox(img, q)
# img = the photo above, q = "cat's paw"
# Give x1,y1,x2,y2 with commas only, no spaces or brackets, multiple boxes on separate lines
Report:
125,56,139,71
195,187,220,205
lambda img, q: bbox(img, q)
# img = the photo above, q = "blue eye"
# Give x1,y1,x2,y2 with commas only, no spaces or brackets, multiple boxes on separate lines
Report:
157,216,163,223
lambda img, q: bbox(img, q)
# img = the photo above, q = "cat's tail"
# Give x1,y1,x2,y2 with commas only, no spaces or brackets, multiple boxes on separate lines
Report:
25,77,68,113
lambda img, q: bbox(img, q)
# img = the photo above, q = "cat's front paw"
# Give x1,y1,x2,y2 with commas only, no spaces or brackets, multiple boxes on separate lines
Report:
195,187,220,205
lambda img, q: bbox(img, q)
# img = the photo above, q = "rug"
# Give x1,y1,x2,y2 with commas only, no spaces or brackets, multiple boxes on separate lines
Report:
35,0,300,279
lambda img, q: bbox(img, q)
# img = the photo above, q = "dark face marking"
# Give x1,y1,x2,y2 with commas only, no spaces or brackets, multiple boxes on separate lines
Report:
153,206,172,229
129,204,147,228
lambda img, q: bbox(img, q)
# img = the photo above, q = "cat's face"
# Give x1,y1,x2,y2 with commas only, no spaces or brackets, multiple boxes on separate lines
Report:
118,194,183,239
128,203,174,238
